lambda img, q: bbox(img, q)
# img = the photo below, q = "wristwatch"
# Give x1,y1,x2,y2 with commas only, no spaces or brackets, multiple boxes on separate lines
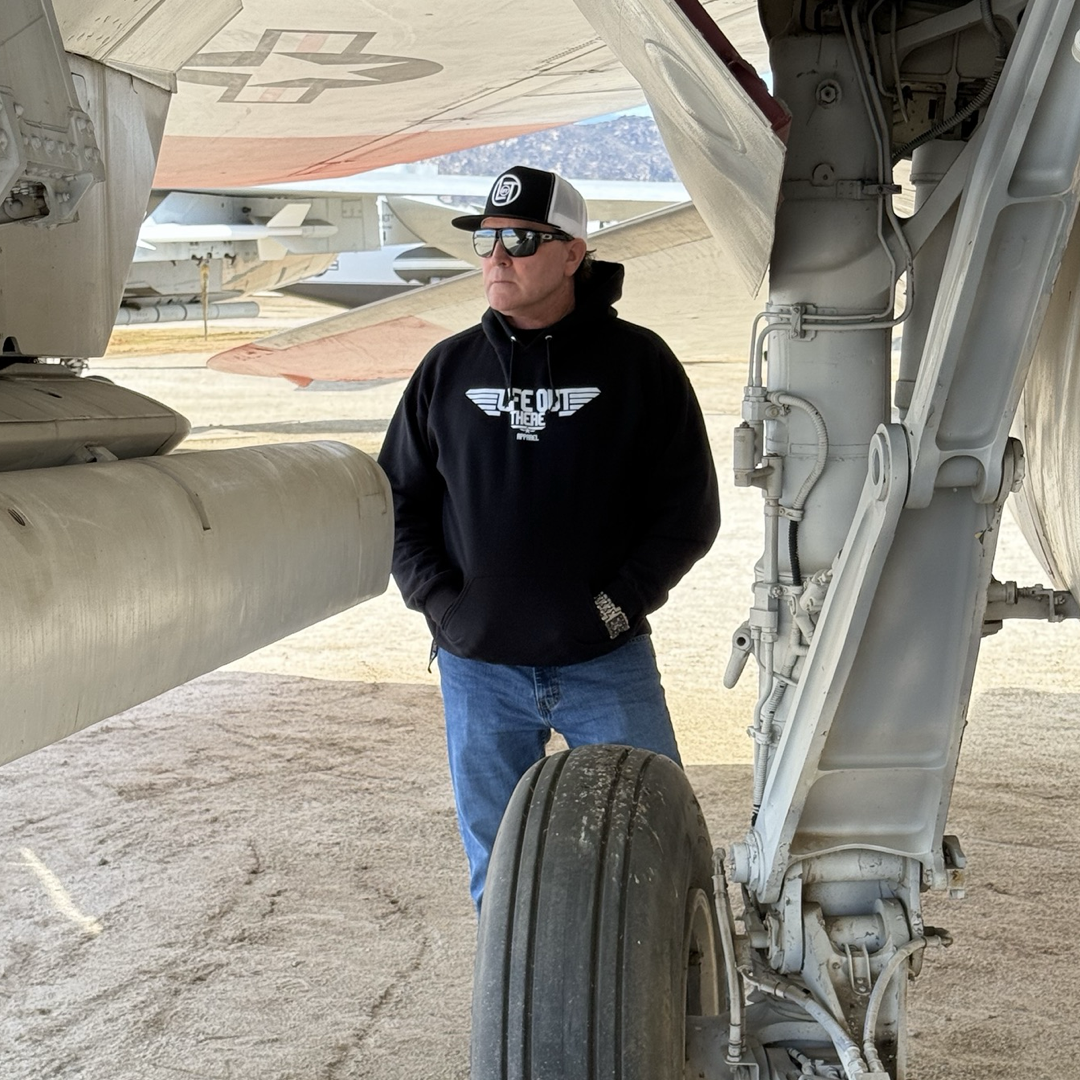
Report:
593,591,630,640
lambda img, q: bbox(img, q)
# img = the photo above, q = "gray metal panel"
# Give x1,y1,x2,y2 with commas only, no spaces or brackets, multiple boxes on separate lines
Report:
1,0,80,131
1012,218,1080,592
0,58,169,356
0,1,104,224
0,367,188,470
54,0,240,82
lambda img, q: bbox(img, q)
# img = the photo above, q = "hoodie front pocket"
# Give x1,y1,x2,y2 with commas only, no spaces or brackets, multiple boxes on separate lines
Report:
438,575,606,662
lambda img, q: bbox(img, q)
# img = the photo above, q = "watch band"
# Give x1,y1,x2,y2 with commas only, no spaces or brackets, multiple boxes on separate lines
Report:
594,591,630,639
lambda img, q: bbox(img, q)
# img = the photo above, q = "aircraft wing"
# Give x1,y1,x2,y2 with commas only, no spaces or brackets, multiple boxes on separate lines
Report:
150,0,782,306
208,200,765,385
157,0,768,189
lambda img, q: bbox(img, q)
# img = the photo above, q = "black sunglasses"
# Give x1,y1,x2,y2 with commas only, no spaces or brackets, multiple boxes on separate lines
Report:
472,226,573,259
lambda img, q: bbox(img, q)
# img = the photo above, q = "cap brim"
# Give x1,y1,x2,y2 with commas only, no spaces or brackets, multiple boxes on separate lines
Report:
450,213,485,231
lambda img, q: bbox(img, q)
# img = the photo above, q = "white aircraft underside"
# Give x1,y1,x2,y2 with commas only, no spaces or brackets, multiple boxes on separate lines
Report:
154,0,768,188
3,1,1080,1078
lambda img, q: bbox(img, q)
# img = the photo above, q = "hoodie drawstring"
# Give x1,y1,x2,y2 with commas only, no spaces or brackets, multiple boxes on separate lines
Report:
506,335,517,406
501,331,554,410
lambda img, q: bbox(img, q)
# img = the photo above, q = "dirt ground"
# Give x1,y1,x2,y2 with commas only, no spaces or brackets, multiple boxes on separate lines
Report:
0,298,1076,1079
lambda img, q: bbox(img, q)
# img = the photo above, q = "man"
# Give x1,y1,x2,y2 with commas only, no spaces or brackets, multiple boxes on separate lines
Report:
378,166,719,908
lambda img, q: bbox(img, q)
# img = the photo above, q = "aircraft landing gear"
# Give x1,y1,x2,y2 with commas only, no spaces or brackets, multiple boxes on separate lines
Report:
470,744,722,1079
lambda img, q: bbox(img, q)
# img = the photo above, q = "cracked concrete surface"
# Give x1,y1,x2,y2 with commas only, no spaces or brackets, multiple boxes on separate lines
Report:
0,675,1076,1078
0,676,474,1080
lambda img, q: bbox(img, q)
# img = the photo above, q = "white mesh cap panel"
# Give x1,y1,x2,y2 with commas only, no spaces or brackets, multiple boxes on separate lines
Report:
547,175,588,238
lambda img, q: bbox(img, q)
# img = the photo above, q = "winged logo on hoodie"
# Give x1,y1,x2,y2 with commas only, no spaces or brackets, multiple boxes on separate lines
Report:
466,386,600,441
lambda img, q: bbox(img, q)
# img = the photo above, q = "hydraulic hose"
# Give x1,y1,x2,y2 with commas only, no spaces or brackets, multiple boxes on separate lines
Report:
862,937,934,1073
768,390,828,593
789,519,803,588
712,855,745,1065
740,968,870,1080
768,392,829,513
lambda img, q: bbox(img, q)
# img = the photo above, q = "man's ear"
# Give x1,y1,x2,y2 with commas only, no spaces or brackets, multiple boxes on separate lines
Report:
565,237,588,277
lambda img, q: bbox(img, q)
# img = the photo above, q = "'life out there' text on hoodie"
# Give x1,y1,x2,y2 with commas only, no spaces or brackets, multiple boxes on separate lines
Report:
377,259,720,667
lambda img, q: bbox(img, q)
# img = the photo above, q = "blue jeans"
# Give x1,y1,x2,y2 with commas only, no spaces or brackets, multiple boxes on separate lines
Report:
438,635,681,908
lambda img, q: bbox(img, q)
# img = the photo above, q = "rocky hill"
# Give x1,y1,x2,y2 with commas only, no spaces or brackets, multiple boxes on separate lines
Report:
422,114,678,182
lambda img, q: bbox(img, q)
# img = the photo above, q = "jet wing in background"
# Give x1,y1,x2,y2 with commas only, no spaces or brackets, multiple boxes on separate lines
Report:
207,199,765,385
188,172,690,212
123,174,690,317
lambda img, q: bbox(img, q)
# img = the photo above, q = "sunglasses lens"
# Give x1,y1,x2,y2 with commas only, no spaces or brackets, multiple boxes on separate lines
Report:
473,229,497,258
501,229,538,257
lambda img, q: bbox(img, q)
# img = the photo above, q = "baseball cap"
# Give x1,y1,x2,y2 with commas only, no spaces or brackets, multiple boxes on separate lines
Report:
451,166,588,238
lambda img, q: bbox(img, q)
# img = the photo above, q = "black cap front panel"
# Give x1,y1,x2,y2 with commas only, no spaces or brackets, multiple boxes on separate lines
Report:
483,167,556,225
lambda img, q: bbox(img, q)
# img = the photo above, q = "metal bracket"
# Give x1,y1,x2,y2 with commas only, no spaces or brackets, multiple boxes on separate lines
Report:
842,941,873,997
942,834,967,900
0,1,104,226
724,622,753,689
836,180,902,199
982,577,1080,634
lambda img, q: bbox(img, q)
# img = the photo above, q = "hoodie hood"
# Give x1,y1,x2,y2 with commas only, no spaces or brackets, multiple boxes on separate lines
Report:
575,259,625,314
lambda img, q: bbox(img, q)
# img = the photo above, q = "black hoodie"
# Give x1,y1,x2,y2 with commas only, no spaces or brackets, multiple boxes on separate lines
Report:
378,259,720,667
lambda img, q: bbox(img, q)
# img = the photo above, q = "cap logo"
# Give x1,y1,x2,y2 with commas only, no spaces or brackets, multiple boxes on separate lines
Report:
491,173,521,206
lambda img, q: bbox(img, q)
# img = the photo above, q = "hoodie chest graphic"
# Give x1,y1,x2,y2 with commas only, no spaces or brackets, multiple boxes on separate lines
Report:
465,386,600,441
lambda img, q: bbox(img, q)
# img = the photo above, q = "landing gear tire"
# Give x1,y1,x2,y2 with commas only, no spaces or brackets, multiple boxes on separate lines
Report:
471,744,722,1079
